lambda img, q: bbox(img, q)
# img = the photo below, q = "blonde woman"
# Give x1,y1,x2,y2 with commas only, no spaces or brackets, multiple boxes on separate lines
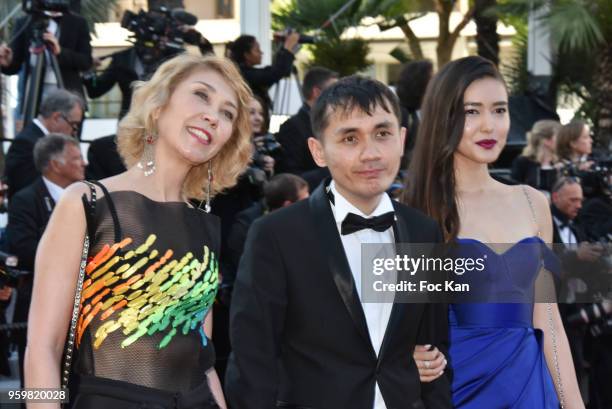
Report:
25,54,252,409
511,119,561,190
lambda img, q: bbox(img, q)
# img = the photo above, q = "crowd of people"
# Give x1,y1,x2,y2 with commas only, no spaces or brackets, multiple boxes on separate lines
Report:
0,4,610,409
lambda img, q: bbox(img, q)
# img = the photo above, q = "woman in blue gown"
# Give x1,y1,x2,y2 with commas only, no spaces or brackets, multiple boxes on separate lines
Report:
403,56,584,408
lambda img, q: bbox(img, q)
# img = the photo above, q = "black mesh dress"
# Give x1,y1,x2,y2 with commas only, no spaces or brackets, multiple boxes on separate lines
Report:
69,182,220,409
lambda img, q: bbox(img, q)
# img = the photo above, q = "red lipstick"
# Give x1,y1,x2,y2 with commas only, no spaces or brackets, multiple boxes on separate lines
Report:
476,139,497,150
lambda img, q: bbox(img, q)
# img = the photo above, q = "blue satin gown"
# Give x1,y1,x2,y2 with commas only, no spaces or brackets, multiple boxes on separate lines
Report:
449,236,560,408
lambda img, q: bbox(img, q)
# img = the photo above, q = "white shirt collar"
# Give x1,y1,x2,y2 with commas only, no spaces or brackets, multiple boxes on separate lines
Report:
42,176,65,204
33,118,50,135
328,180,395,224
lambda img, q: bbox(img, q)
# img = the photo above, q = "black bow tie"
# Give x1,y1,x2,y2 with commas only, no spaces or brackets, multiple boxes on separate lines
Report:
341,211,395,235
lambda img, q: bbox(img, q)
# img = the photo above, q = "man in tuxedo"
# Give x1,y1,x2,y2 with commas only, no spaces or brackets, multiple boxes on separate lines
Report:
6,133,85,388
0,9,92,102
4,89,84,198
275,67,338,187
226,76,451,409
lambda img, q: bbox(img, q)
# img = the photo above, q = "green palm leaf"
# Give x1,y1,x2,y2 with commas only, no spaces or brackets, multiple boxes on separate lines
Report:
548,1,604,53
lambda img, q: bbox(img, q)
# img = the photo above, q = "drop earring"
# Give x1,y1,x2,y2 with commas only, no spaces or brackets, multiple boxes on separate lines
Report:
198,161,212,213
137,130,157,176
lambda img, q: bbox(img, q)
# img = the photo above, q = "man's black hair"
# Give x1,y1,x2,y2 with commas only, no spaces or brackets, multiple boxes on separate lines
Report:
310,75,401,140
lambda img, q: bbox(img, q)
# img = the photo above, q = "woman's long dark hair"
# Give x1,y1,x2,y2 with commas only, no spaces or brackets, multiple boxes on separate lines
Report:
401,56,506,242
226,35,257,66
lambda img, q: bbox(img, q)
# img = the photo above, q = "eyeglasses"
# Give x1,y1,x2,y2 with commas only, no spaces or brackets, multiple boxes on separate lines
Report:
60,114,81,134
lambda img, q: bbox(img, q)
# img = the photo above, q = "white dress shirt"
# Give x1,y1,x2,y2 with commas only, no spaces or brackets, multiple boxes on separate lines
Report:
32,118,50,135
553,216,577,245
42,176,65,205
328,181,394,409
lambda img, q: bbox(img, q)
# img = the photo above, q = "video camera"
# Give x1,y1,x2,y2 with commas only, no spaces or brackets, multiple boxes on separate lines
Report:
253,134,282,158
273,29,319,45
21,0,71,49
560,156,612,200
121,6,200,59
22,0,70,14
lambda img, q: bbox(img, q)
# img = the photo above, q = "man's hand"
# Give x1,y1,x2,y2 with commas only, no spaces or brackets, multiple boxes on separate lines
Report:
576,242,604,262
0,286,12,301
413,344,447,382
283,32,300,53
43,32,61,55
0,43,13,67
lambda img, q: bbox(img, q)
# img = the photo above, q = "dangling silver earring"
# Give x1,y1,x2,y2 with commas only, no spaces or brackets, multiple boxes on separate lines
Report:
137,130,157,176
198,161,212,213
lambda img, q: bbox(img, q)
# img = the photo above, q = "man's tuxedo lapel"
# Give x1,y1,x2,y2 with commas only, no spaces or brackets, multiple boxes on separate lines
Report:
378,203,420,363
308,183,374,351
34,178,55,218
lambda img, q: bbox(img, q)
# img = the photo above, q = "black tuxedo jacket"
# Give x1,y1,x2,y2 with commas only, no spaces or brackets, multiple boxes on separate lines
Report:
6,177,55,273
225,181,452,409
275,104,318,175
2,12,92,98
5,122,46,198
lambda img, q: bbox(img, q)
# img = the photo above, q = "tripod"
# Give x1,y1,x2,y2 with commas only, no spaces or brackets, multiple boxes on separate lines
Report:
272,65,302,116
22,16,64,123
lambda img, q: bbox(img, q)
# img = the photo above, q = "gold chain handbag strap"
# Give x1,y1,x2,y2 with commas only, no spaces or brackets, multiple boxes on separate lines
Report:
521,185,565,408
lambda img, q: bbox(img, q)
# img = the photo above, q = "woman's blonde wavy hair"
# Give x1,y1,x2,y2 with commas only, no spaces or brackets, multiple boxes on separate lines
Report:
117,53,253,199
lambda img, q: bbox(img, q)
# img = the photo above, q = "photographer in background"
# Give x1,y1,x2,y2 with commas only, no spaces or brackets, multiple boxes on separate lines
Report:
84,7,213,119
249,95,282,178
275,66,338,178
0,3,92,102
227,32,299,109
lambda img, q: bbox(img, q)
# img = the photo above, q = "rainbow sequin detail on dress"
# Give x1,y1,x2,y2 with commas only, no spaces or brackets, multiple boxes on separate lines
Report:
75,233,218,350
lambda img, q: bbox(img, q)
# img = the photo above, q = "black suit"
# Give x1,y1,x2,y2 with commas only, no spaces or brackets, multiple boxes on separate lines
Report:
1,12,92,99
275,104,317,175
6,177,55,386
226,180,452,409
5,122,46,198
274,104,330,191
86,135,127,180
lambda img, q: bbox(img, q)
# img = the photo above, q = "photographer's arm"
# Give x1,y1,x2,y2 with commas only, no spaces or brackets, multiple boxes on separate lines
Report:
83,57,120,99
1,16,29,75
243,34,297,89
25,184,90,409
